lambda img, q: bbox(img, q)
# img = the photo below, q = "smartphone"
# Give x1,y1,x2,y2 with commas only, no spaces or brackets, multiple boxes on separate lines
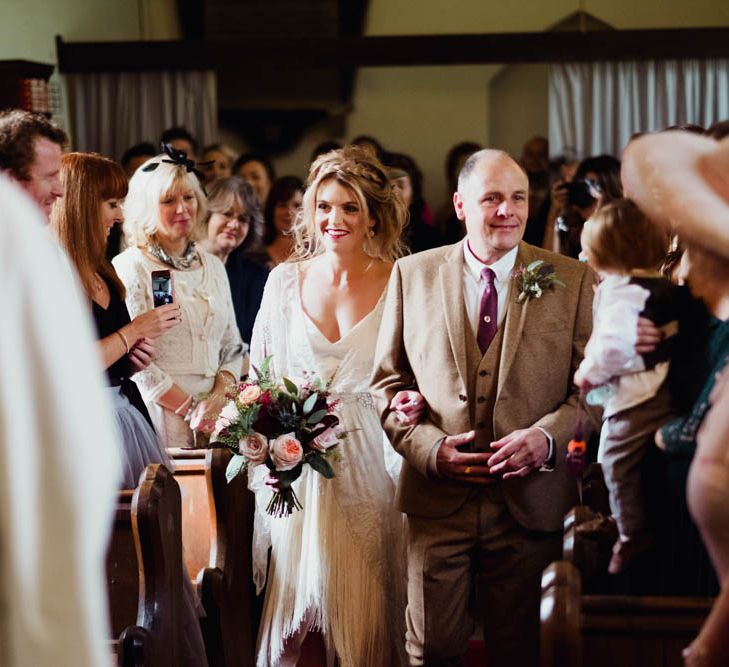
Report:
151,269,174,307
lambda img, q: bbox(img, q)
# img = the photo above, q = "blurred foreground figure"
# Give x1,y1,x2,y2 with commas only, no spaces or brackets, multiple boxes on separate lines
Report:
0,176,120,666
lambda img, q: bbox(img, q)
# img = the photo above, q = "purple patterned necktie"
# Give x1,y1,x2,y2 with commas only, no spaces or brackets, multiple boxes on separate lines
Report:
477,267,498,354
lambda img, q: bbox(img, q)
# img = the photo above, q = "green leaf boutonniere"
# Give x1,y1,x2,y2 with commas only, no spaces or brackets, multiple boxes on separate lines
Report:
513,260,566,304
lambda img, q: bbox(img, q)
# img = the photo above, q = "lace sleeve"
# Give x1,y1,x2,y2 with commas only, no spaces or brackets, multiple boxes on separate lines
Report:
249,264,283,378
113,250,174,401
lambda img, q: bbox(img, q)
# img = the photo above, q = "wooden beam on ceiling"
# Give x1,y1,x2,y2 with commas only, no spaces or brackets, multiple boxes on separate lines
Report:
56,28,729,74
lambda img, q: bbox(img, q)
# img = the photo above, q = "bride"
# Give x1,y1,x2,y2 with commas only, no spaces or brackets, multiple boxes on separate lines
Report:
249,146,421,666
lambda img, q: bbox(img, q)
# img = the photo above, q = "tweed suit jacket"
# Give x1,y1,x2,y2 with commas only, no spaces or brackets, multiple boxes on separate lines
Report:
371,240,595,532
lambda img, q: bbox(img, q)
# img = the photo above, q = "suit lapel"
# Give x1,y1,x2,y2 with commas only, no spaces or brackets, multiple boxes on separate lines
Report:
439,242,470,391
497,242,531,395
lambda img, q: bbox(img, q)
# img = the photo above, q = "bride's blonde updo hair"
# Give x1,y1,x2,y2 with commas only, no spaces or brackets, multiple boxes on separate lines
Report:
291,145,407,262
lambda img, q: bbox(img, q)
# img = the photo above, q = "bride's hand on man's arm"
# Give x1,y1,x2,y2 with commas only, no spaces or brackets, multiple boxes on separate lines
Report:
390,390,425,425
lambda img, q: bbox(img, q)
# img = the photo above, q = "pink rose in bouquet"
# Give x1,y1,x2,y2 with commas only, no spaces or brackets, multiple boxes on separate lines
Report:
239,384,262,405
238,432,268,465
270,433,304,471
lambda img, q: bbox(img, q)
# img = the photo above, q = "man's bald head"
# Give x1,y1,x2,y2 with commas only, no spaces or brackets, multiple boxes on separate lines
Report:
453,149,530,264
457,149,528,193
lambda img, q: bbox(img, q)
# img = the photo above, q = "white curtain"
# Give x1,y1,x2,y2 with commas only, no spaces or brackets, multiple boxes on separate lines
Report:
68,70,218,161
549,59,729,158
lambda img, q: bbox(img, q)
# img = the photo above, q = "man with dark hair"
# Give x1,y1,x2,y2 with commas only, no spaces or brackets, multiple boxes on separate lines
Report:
120,141,156,177
159,126,198,161
0,109,67,220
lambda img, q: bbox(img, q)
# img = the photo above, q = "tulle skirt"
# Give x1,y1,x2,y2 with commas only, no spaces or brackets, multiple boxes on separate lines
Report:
106,386,172,488
106,386,208,666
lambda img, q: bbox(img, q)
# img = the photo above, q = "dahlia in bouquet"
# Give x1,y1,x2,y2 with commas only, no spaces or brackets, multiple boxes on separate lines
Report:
209,356,344,517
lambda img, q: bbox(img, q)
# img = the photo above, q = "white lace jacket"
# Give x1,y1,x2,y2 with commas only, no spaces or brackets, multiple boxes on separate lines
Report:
113,246,244,401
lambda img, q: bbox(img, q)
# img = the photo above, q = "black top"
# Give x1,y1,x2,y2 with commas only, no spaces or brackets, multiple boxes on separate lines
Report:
225,251,269,345
91,277,135,386
90,275,155,429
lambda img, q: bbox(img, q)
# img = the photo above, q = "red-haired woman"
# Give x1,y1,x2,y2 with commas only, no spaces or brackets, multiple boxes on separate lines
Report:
50,152,181,486
49,152,207,667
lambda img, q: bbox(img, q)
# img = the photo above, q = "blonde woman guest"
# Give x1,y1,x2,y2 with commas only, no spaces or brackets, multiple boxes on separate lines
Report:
249,146,420,667
113,147,244,448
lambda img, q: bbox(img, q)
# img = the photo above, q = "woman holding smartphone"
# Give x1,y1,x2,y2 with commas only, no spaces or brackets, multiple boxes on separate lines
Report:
50,151,209,666
50,152,181,485
113,145,244,448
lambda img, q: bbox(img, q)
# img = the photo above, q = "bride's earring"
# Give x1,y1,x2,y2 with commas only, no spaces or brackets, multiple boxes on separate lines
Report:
368,227,375,238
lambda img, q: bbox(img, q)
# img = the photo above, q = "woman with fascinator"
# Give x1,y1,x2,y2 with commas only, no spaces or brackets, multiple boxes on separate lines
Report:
249,146,423,667
113,146,244,448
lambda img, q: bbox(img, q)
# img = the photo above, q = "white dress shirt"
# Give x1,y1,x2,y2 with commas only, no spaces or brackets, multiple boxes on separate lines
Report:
463,241,519,336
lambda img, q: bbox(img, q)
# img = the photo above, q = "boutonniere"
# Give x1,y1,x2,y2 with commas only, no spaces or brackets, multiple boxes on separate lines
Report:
513,260,566,303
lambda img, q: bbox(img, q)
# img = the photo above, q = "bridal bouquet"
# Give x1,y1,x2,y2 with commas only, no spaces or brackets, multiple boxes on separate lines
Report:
209,356,344,517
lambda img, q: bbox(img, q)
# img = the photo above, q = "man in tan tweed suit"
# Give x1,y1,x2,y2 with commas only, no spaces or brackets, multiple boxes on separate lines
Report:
371,149,594,666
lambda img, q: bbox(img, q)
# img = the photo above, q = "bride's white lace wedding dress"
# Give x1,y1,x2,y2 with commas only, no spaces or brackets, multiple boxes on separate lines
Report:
249,262,406,667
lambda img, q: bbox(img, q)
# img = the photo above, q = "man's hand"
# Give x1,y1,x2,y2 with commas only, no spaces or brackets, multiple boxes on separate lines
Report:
435,431,495,485
636,316,662,355
488,428,549,479
389,390,425,426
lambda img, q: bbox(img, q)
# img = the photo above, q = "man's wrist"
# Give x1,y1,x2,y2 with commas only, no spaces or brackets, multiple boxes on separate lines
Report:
535,427,555,471
427,437,444,479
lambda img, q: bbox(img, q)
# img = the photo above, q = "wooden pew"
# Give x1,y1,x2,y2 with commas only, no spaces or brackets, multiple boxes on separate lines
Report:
541,561,713,667
107,464,182,666
169,447,257,666
563,505,613,588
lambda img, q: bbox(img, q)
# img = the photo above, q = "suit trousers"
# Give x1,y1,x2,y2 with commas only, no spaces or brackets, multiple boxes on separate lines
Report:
405,483,561,667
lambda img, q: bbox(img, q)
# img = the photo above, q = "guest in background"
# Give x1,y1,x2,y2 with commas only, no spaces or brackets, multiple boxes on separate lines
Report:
520,136,552,247
200,143,234,185
436,140,481,243
233,152,275,207
113,147,244,449
385,155,443,253
263,175,304,267
160,126,198,162
550,154,623,258
351,134,385,161
0,108,66,220
120,142,156,178
200,176,268,345
310,140,342,165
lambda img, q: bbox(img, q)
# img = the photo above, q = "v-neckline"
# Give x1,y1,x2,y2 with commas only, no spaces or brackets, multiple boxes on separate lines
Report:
295,263,387,346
